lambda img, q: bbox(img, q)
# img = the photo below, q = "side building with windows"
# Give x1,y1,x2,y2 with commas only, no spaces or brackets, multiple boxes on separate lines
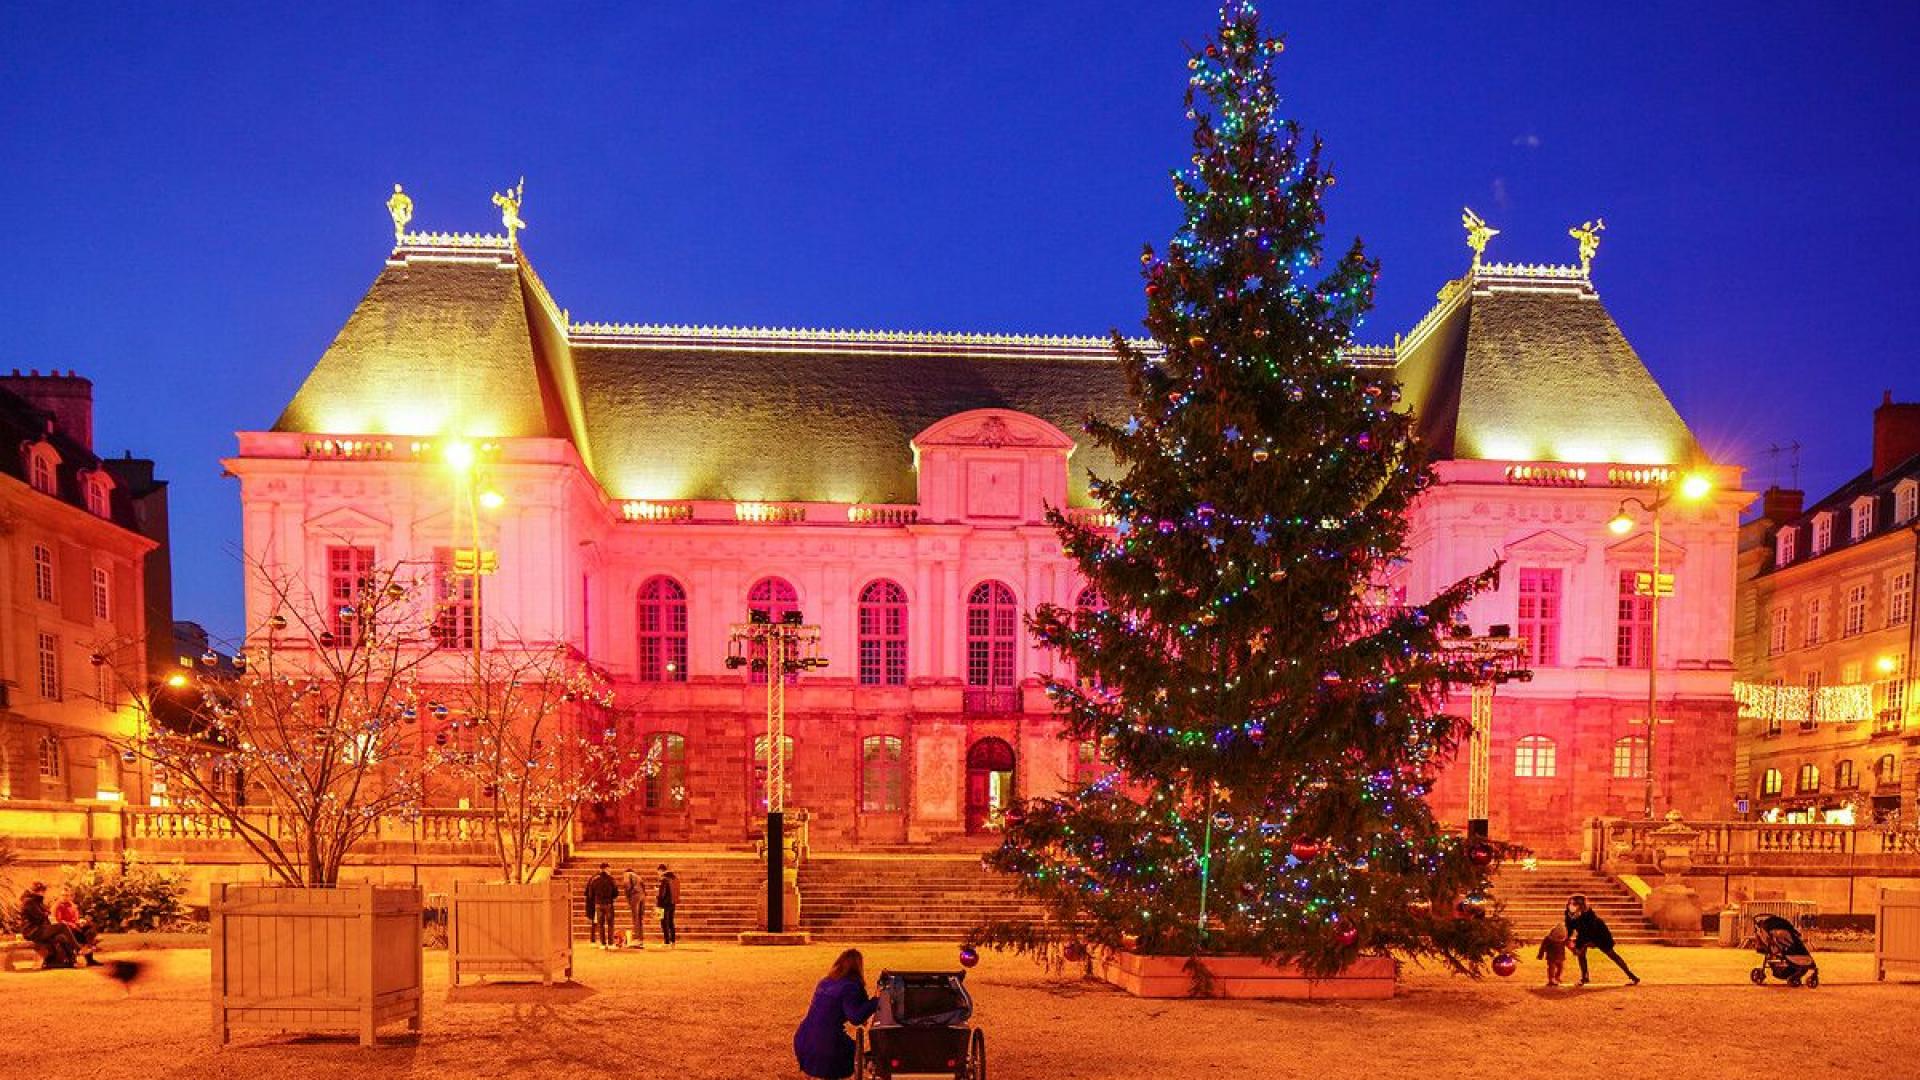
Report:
1735,393,1920,823
0,370,167,806
228,220,1741,854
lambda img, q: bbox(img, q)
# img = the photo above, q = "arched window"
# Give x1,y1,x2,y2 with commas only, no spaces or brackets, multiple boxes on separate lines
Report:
1611,735,1648,780
747,577,800,684
1761,768,1783,797
1876,754,1900,789
1514,735,1556,778
32,543,54,602
1835,759,1857,790
966,581,1018,689
85,475,111,519
28,447,56,496
752,734,796,813
642,732,687,810
858,580,908,686
861,735,905,813
1073,586,1107,688
1796,763,1820,793
637,577,689,683
1075,739,1113,785
37,734,62,778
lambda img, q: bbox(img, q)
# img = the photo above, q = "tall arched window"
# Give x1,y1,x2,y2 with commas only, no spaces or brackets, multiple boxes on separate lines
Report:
643,732,687,810
966,581,1018,689
32,543,55,602
858,580,908,686
638,576,689,683
1761,768,1783,797
37,734,62,778
1073,585,1107,688
1611,735,1648,780
1797,763,1820,793
1514,735,1556,778
1835,758,1857,790
1876,754,1899,789
747,577,800,684
861,734,905,813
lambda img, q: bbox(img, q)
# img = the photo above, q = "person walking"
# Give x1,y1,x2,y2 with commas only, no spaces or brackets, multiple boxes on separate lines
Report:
793,948,879,1080
622,866,646,948
656,863,680,947
585,863,620,949
1564,893,1640,985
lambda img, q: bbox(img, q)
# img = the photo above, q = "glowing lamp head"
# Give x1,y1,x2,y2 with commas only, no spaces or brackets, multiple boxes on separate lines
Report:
1679,473,1712,501
1879,656,1900,675
478,489,506,510
443,440,476,474
1608,512,1635,535
165,673,190,689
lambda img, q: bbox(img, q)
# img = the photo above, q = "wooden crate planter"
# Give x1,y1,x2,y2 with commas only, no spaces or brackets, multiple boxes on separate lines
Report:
1097,950,1397,1000
211,882,423,1048
448,880,573,986
1876,888,1920,982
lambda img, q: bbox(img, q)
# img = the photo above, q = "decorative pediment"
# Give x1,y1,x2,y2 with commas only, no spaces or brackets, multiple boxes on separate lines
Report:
305,505,391,537
1502,528,1588,564
1605,530,1686,566
912,409,1075,452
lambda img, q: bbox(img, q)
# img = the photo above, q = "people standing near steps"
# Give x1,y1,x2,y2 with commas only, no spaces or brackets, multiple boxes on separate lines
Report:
1564,893,1640,986
656,863,680,947
622,866,646,948
584,863,620,949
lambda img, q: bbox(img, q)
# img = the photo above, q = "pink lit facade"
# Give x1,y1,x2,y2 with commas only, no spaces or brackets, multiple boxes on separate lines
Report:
229,233,1744,855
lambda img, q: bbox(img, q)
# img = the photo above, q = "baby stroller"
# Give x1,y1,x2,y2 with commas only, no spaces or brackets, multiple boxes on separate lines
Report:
854,970,985,1080
1748,913,1820,988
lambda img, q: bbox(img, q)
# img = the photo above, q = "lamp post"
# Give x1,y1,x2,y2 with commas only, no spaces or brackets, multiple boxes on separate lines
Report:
443,441,503,810
726,609,828,934
1609,472,1712,820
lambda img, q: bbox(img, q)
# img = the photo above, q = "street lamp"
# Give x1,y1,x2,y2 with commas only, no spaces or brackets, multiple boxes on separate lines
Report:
1608,470,1713,819
726,609,828,934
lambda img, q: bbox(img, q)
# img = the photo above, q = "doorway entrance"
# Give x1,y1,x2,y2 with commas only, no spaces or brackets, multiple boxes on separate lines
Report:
965,737,1015,834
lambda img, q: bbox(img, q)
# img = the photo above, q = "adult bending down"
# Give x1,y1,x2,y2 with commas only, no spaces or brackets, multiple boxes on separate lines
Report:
1564,893,1639,986
794,948,879,1080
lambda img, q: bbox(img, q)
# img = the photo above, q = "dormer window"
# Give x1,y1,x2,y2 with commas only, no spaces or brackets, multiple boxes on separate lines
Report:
1776,528,1795,567
1851,496,1876,541
1898,480,1918,526
25,442,60,496
1811,512,1833,555
84,473,111,519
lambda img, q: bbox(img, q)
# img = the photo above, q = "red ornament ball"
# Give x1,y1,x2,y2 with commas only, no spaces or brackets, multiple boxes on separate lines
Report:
1335,923,1360,948
1492,952,1518,978
1289,839,1323,861
1467,840,1496,868
958,945,979,968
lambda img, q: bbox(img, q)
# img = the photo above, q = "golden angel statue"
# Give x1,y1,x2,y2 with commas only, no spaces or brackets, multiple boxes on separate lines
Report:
493,177,527,242
1462,207,1499,267
1569,218,1606,272
386,183,413,242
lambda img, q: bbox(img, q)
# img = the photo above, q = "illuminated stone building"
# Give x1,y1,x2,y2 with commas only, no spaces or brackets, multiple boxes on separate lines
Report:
229,209,1742,855
0,371,167,806
1735,394,1920,823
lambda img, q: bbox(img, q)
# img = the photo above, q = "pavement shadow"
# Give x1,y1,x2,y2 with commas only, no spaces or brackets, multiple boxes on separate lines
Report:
446,980,601,1005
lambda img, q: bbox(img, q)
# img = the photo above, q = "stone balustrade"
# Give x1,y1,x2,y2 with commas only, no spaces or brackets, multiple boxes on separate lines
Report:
1591,817,1920,872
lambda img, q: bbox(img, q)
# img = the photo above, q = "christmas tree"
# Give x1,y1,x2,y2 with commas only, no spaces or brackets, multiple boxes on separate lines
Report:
980,1,1509,975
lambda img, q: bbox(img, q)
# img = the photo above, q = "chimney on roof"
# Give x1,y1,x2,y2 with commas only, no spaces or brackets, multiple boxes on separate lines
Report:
1874,390,1920,480
0,370,93,451
1761,486,1804,523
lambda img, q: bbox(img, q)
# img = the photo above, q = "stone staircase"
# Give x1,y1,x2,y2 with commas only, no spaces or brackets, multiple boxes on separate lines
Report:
556,849,767,942
1492,862,1667,946
799,854,1042,942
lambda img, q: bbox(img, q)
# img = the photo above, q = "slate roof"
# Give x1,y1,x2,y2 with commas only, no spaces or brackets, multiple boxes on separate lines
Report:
1764,452,1920,575
269,241,1705,504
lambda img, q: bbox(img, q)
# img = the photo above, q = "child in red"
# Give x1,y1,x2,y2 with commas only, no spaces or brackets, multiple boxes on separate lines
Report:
1537,925,1569,986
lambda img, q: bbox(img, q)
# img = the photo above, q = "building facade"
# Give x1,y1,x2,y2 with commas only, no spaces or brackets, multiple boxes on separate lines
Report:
1735,395,1920,823
0,371,166,806
228,213,1743,855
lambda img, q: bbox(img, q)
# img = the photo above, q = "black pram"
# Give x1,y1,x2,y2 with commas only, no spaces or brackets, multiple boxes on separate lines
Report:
1748,913,1820,988
855,970,985,1079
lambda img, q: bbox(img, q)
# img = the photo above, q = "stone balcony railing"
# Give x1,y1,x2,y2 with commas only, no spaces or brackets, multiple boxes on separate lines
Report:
3,802,508,862
1590,817,1920,873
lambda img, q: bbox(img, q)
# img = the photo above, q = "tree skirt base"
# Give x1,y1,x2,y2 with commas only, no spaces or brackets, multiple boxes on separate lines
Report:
1097,949,1396,999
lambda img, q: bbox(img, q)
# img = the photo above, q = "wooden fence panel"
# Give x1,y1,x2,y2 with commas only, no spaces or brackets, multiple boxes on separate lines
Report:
1877,888,1920,981
448,880,573,986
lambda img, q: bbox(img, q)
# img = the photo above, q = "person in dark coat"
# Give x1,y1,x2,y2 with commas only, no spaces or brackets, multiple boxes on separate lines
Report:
584,863,620,949
793,948,879,1080
1564,893,1639,985
655,864,680,947
20,883,87,968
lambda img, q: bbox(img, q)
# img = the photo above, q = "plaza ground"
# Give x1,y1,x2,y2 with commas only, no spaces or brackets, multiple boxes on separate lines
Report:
6,941,1917,1079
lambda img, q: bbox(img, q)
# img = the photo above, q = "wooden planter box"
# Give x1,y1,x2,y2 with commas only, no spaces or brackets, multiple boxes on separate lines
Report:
1876,888,1920,982
211,882,423,1047
1097,949,1397,1000
449,879,573,986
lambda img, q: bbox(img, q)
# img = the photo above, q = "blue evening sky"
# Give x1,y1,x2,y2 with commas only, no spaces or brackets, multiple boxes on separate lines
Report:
3,2,1915,640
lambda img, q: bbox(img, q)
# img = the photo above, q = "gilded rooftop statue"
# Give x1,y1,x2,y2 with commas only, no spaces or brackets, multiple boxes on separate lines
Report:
386,183,413,242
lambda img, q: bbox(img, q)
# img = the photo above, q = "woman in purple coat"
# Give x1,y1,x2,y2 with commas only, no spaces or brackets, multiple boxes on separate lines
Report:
794,949,879,1080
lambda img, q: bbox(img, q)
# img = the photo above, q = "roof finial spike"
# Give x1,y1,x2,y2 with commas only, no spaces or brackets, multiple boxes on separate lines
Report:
1462,207,1499,269
386,184,414,244
1570,218,1606,274
492,177,527,244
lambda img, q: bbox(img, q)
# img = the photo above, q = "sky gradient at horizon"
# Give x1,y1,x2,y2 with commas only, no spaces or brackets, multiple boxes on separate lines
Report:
3,1,1915,640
